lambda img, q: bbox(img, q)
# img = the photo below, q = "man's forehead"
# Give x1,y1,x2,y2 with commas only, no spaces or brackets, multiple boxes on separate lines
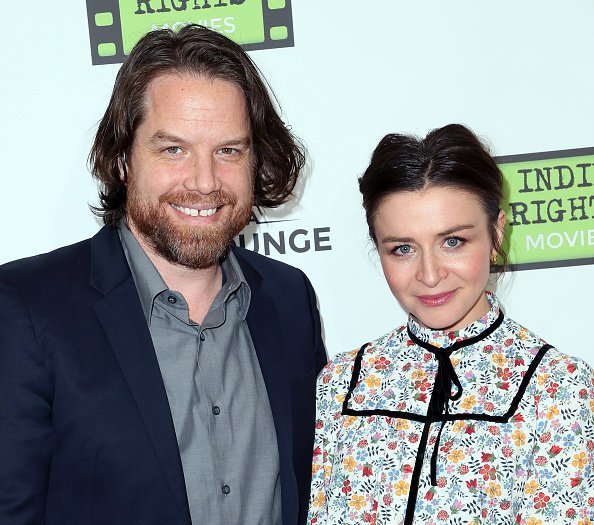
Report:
144,71,243,99
140,74,246,117
133,72,251,139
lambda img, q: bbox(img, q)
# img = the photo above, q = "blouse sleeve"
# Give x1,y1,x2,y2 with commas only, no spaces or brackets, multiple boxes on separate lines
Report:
518,352,594,524
307,352,356,524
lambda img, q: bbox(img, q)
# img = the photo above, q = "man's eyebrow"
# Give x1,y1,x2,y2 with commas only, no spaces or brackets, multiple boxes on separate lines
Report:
217,136,252,148
380,224,476,244
146,132,252,148
148,131,189,146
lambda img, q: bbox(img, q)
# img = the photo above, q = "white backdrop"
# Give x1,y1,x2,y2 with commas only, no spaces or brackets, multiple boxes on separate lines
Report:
1,1,592,364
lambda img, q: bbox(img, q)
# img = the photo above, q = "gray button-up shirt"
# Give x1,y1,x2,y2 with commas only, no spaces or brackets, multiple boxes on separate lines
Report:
119,223,281,525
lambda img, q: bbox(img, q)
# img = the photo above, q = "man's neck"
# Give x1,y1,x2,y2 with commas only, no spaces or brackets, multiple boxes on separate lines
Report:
131,228,223,325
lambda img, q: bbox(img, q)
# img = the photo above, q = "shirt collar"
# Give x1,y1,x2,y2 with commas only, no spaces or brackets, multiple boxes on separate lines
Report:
407,292,502,350
118,221,167,324
219,250,251,321
117,220,251,324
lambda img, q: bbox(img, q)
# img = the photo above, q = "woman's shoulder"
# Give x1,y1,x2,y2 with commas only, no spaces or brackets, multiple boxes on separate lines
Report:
320,325,409,379
505,316,591,368
502,316,549,352
536,344,594,386
504,316,594,395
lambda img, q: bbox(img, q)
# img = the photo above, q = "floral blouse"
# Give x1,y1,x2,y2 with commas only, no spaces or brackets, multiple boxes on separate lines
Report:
307,294,594,525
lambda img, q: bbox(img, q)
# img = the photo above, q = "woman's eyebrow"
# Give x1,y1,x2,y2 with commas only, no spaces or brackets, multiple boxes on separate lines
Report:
438,224,476,236
380,235,415,244
380,224,476,244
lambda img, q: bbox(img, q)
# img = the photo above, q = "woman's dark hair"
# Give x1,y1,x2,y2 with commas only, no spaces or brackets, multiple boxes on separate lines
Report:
359,124,506,266
89,24,305,227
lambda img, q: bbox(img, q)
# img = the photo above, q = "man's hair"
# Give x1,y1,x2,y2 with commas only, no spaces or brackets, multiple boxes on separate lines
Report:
89,24,305,227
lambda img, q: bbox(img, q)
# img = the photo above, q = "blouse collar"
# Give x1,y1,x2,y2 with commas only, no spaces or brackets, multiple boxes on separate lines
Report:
407,292,503,352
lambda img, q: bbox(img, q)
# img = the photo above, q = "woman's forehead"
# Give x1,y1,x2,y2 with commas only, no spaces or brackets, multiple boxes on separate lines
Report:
374,188,489,236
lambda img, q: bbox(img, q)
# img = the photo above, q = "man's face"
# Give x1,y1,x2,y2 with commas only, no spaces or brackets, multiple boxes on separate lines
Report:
125,73,254,269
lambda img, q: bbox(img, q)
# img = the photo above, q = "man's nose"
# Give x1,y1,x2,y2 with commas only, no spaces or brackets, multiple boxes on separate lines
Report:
183,156,222,194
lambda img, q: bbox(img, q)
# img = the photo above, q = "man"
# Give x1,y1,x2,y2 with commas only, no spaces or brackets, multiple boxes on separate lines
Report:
0,25,326,525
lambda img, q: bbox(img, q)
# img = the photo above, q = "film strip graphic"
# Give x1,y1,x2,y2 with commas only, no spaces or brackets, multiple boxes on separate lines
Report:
495,147,594,272
86,0,295,65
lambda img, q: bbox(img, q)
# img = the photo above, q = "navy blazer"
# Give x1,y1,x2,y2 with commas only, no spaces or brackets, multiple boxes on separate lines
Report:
0,226,327,525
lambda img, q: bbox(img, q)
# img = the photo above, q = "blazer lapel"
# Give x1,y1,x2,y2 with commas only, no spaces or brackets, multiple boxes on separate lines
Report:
90,228,190,516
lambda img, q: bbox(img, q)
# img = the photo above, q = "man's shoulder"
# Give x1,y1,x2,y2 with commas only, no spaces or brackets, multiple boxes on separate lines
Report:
1,237,91,276
0,227,116,287
231,245,304,278
230,246,316,300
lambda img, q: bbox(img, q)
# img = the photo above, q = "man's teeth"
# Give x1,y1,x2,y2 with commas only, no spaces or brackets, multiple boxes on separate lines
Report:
172,204,217,217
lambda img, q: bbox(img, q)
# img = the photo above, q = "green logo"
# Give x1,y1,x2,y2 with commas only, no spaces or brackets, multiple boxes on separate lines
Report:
86,0,294,65
496,148,594,270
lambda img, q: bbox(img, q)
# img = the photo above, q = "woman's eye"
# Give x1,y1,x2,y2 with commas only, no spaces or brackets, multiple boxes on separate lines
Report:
445,237,464,248
393,245,412,256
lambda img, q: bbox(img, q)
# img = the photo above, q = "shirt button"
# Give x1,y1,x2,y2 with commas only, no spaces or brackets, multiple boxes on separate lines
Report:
167,295,177,304
200,332,205,341
212,405,220,416
221,484,231,495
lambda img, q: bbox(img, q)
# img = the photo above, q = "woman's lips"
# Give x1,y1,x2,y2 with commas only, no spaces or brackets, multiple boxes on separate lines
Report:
417,290,457,307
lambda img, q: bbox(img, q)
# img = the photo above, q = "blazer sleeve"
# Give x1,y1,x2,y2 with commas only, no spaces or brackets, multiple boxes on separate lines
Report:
302,270,327,376
0,269,53,524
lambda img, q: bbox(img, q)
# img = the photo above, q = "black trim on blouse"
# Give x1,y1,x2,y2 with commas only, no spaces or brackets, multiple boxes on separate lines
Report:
407,311,504,354
342,343,552,423
340,314,552,525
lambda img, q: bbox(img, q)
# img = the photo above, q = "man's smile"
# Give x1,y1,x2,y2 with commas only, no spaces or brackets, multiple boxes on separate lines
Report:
170,203,219,217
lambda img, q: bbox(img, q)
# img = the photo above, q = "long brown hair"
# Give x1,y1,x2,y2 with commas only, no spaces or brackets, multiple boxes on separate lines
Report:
89,24,305,227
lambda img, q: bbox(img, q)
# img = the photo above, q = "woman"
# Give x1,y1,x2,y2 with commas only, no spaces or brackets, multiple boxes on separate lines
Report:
307,124,594,524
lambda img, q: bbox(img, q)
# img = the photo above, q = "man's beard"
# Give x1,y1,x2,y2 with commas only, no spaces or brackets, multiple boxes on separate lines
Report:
126,182,253,270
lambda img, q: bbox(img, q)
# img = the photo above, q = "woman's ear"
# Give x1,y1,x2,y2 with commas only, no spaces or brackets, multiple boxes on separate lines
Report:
492,209,506,260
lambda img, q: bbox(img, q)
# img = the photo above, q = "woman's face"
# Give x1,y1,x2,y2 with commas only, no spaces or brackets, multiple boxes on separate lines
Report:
374,186,505,332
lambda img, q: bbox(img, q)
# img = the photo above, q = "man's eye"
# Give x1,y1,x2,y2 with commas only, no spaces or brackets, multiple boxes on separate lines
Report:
220,147,237,155
165,146,182,154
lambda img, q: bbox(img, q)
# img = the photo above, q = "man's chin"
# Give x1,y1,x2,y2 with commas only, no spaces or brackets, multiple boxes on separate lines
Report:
147,227,233,269
127,198,252,269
